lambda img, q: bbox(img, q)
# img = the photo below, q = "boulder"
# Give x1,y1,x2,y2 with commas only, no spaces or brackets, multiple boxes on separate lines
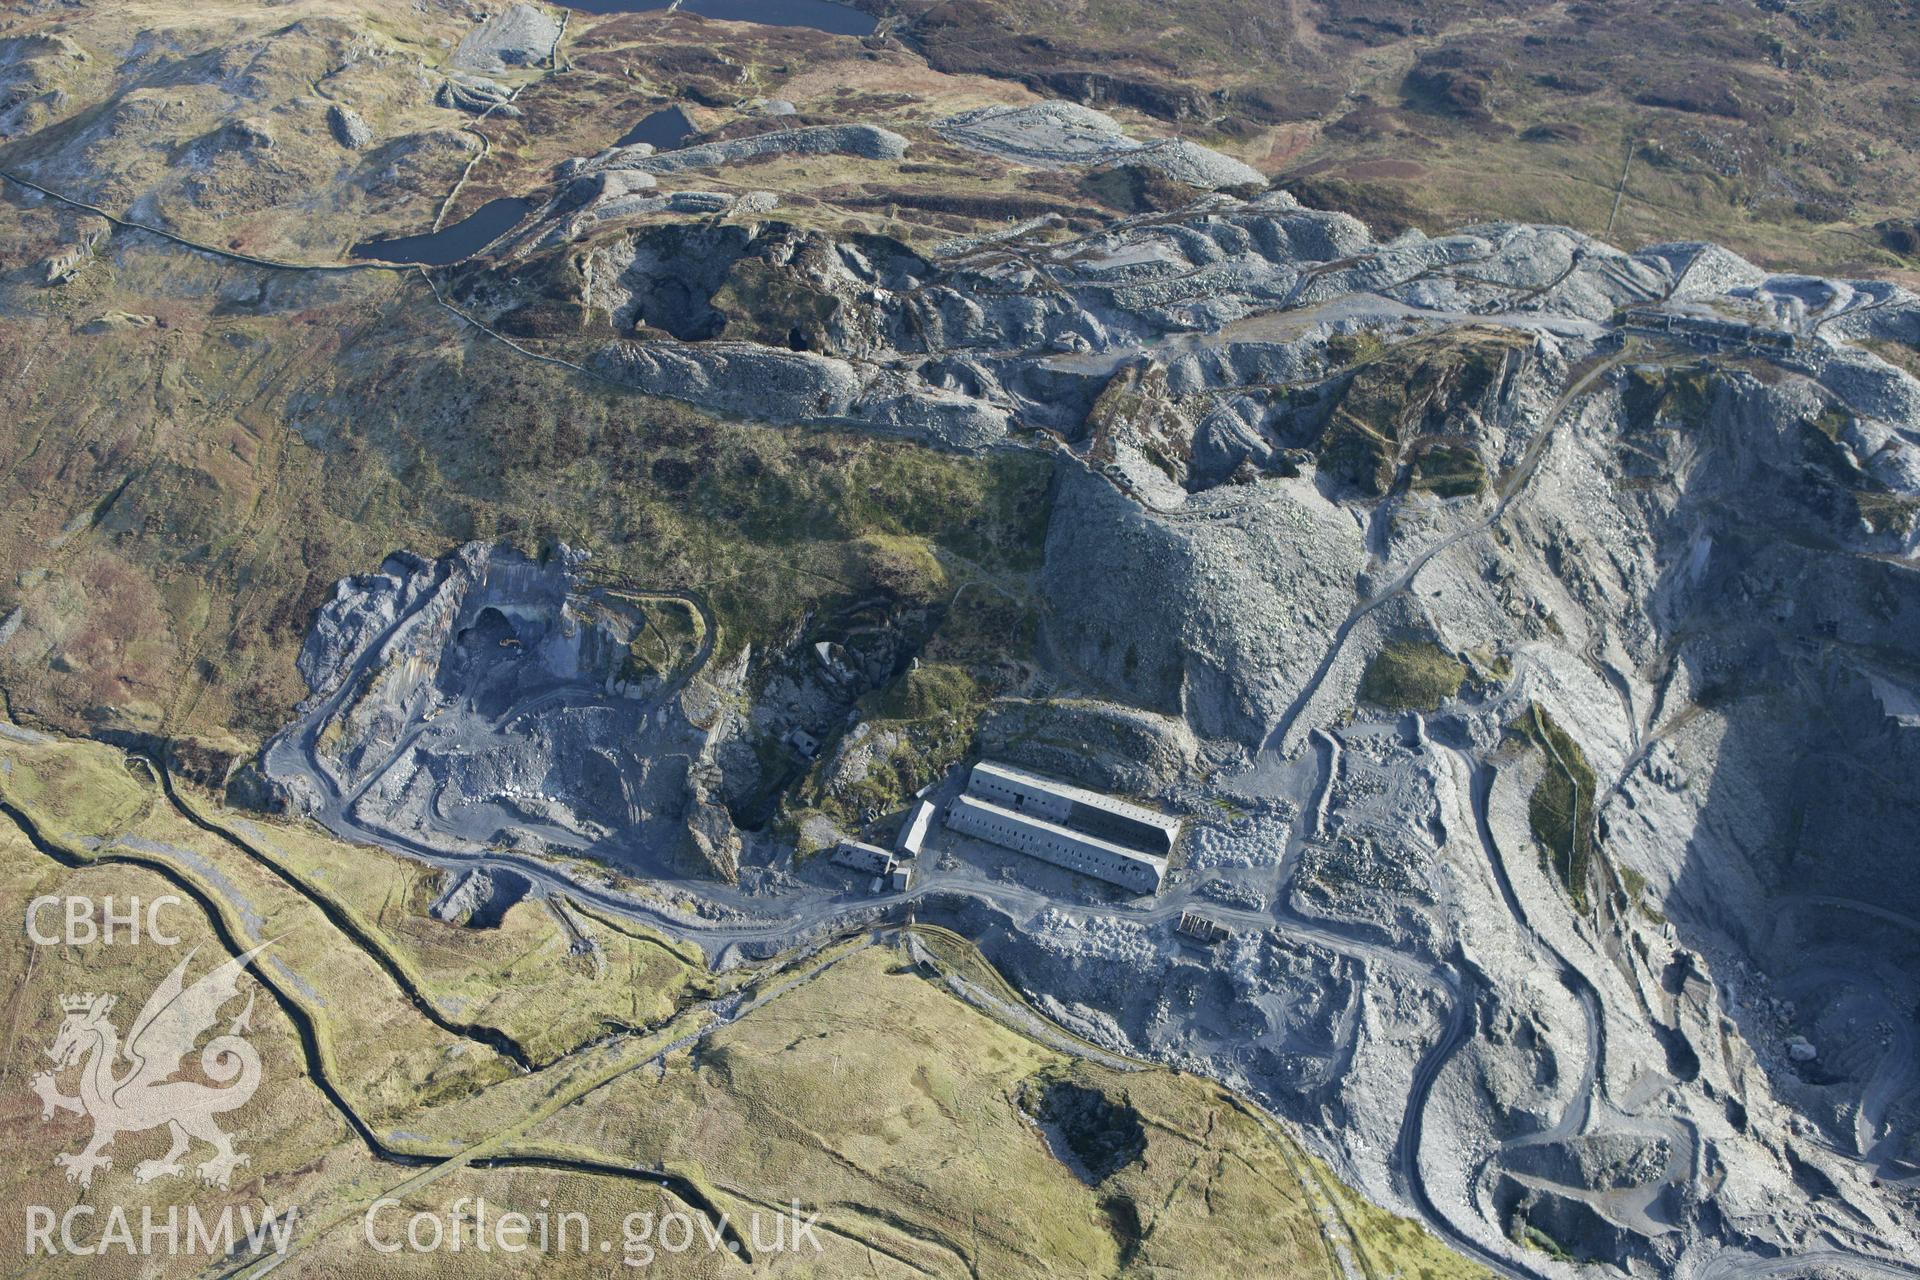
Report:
327,103,372,149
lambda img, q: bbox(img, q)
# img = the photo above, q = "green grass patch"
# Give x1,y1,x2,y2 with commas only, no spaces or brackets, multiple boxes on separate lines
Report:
791,662,985,831
1622,364,1720,431
850,532,951,605
0,736,150,840
1409,441,1488,497
1508,704,1598,913
859,660,980,723
608,595,704,685
1316,328,1530,496
1325,329,1388,370
1359,639,1469,712
1617,863,1667,925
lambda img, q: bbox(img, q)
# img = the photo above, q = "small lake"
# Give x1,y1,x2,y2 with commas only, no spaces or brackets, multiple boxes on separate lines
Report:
617,105,695,150
350,197,532,266
558,0,877,36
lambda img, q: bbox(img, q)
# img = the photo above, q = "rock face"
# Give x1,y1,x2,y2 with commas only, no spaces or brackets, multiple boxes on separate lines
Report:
40,213,109,284
326,103,371,149
937,101,1265,189
430,866,531,927
684,774,742,883
452,2,560,74
591,339,1010,450
209,116,274,152
562,123,907,178
0,32,89,138
267,544,740,882
436,74,520,117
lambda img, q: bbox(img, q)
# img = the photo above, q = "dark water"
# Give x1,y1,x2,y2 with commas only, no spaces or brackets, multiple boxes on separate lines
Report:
617,106,695,150
349,197,532,266
558,0,877,36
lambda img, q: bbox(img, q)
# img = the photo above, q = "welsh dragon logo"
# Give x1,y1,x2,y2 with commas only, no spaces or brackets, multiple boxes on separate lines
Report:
31,944,267,1190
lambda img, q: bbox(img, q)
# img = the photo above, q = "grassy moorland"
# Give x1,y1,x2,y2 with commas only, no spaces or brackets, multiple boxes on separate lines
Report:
0,211,1053,755
888,0,1920,279
0,731,1483,1278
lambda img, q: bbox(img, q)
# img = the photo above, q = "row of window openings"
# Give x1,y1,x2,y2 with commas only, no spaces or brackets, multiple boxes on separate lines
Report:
964,819,1146,877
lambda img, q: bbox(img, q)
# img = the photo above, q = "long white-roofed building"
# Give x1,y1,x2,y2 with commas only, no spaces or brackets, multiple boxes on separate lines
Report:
945,795,1166,894
941,760,1178,895
897,797,937,857
963,761,1182,856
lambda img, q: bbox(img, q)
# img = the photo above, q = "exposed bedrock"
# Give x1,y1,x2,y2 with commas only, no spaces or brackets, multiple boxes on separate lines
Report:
436,73,519,117
283,183,1920,1274
326,103,371,149
575,122,907,176
1041,463,1367,742
451,2,559,75
270,542,740,881
430,865,533,928
935,101,1265,190
976,698,1199,796
589,338,1011,450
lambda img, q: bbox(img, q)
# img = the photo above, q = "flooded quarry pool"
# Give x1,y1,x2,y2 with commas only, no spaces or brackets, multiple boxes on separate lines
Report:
350,197,532,265
617,105,696,150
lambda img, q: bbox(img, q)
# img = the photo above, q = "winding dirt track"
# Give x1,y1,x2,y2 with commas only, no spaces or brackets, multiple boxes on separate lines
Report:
1263,351,1627,758
0,795,761,1262
8,165,1910,1273
141,757,536,1070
